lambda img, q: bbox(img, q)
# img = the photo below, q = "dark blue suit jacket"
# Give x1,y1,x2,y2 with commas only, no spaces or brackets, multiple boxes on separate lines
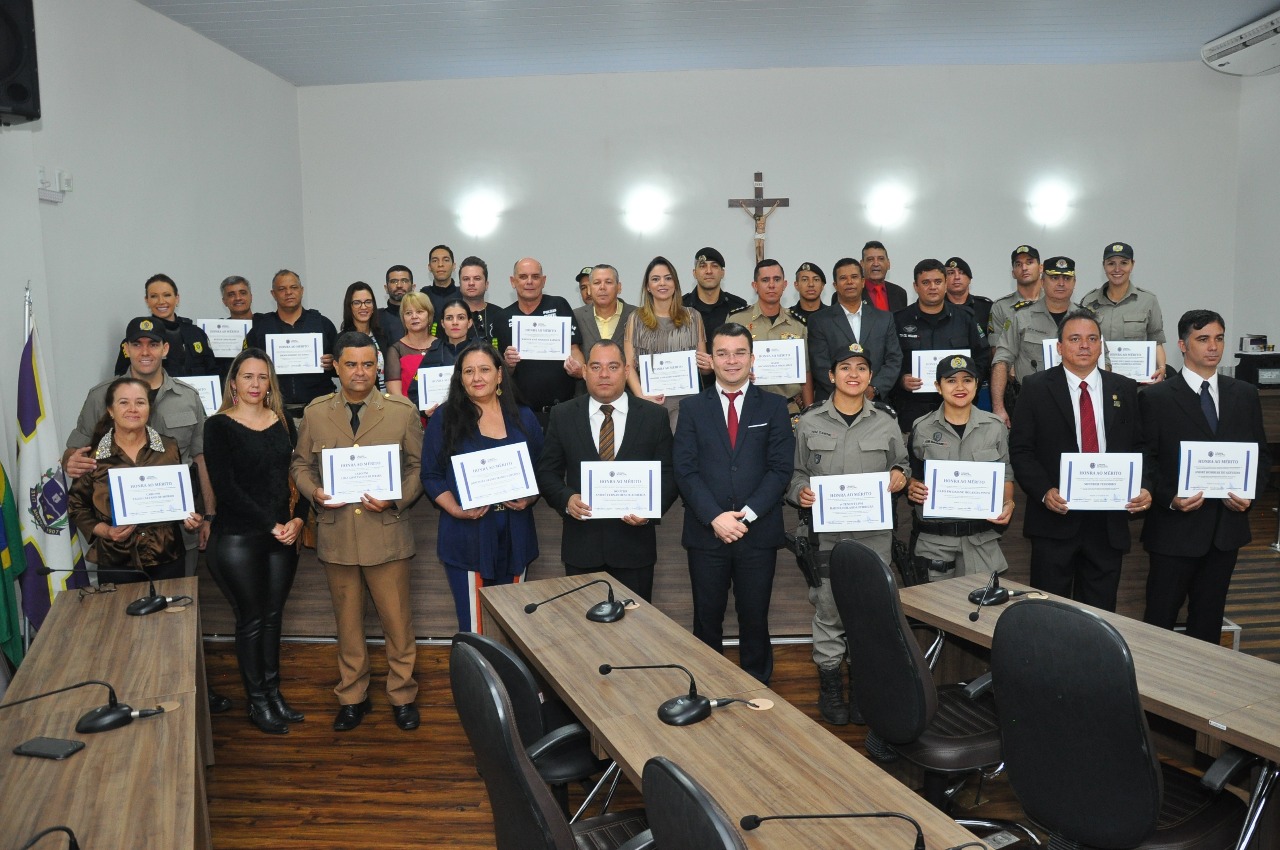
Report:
674,384,794,550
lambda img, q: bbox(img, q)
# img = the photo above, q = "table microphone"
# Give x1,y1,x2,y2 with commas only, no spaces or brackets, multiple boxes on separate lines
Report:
740,811,925,850
599,663,710,726
524,578,625,623
38,564,179,616
19,825,80,850
967,568,1010,621
0,679,167,734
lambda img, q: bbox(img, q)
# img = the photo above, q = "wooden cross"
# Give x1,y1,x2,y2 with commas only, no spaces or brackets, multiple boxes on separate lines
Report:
728,171,790,263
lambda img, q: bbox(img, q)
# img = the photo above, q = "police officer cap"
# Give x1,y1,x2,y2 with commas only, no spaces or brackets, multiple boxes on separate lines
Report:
1010,244,1040,263
936,353,978,381
576,266,593,282
125,316,165,344
1044,256,1076,276
945,257,973,278
831,343,872,367
695,247,726,268
795,261,826,284
1103,242,1134,261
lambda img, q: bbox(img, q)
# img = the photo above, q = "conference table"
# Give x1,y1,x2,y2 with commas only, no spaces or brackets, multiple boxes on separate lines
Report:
0,577,213,850
898,572,1280,850
481,573,988,850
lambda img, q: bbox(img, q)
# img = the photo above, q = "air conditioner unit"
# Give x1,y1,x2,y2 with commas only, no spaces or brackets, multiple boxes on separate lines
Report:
1202,11,1280,76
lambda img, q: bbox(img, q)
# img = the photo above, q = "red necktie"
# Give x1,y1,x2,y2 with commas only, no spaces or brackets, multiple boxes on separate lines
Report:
1079,381,1099,453
724,390,742,448
866,282,888,312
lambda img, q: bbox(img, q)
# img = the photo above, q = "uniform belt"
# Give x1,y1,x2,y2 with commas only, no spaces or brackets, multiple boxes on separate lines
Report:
916,519,995,537
490,504,507,511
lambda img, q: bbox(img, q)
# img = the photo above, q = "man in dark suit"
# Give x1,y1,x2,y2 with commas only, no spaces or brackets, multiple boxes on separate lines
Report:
674,323,795,683
535,339,676,602
572,265,636,357
807,257,903,403
1140,310,1270,643
1009,310,1152,611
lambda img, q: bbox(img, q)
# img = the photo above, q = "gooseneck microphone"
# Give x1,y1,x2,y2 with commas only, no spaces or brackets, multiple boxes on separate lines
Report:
967,569,1010,622
37,564,183,616
524,578,625,623
740,811,925,850
599,663,711,726
19,825,80,850
0,679,156,734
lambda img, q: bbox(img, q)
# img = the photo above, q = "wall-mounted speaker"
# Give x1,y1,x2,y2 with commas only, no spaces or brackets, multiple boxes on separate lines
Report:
0,0,40,124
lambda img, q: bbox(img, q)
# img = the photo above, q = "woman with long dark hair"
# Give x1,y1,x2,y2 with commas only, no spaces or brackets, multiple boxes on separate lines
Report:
203,349,308,734
421,345,542,632
339,281,391,391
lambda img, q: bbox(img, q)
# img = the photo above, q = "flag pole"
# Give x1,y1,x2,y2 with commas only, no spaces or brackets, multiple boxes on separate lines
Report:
20,284,31,651
24,283,32,338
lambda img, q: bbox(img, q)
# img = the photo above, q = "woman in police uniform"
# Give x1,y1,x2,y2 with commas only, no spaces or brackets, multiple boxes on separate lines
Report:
114,273,217,377
1076,242,1167,383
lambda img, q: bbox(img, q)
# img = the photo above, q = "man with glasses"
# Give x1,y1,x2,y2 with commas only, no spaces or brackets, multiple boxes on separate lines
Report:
381,265,414,341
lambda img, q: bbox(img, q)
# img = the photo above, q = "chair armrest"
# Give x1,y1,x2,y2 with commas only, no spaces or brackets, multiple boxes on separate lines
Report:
909,622,946,669
527,722,590,762
1201,746,1259,792
614,828,655,850
962,671,993,700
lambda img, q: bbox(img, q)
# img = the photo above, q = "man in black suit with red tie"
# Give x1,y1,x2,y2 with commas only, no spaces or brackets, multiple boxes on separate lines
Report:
535,340,676,602
1009,310,1152,611
674,323,795,684
1140,310,1270,643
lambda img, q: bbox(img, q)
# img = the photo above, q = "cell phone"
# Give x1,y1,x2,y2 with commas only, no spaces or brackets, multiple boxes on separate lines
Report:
12,736,85,760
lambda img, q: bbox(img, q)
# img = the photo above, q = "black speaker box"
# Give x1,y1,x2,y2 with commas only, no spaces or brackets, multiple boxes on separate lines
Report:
0,0,40,124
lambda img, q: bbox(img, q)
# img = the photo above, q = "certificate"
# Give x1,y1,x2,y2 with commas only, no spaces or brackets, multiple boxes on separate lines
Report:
1177,441,1258,499
1040,339,1062,370
811,472,892,533
638,351,699,397
922,460,1003,519
752,339,806,386
195,318,251,358
911,349,971,393
321,445,403,505
266,333,325,374
451,442,539,509
108,465,194,525
178,375,222,415
1059,452,1142,510
1105,340,1157,382
580,461,662,519
511,316,571,360
416,366,453,410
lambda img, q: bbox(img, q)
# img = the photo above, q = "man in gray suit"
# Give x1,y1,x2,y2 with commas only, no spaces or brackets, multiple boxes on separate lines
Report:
807,257,903,403
573,264,635,357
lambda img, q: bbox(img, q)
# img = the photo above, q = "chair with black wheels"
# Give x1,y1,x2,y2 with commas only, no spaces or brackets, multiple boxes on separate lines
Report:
991,599,1248,850
640,756,746,850
449,641,653,850
452,632,617,820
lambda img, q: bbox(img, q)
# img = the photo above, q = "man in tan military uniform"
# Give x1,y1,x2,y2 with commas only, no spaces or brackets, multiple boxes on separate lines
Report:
728,258,813,412
291,331,425,732
992,256,1080,426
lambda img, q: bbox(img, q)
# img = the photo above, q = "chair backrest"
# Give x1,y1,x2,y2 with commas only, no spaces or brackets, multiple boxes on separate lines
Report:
990,599,1162,847
449,641,575,850
453,631,547,745
828,540,937,744
642,757,746,850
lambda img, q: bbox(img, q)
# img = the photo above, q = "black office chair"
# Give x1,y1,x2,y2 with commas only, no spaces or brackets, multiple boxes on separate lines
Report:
640,756,746,850
452,632,617,820
449,641,653,850
991,599,1248,850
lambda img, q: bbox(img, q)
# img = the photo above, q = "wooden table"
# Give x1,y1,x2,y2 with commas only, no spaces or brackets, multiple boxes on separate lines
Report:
482,573,986,849
0,578,212,850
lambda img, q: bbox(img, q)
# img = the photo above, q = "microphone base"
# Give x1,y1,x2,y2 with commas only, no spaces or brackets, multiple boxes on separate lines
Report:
585,600,625,623
967,586,1010,606
76,704,134,734
658,694,711,726
127,595,168,616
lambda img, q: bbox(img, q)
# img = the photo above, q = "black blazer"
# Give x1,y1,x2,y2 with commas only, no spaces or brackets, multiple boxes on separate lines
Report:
534,395,676,570
673,384,794,551
1140,372,1270,557
1009,365,1146,550
806,303,904,402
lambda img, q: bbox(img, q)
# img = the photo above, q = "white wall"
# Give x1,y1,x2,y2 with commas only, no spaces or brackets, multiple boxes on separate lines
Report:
298,62,1242,364
1233,71,1280,347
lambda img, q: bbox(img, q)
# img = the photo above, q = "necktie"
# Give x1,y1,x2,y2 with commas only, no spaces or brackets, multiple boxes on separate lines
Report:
1200,381,1218,433
724,390,743,448
1078,381,1099,453
598,403,615,461
348,402,362,437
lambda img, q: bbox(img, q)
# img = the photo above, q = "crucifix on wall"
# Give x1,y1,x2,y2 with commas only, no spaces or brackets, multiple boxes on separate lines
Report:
728,171,790,263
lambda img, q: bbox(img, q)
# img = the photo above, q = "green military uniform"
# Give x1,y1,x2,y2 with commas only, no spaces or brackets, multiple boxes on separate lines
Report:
1077,285,1166,344
987,288,1042,349
727,302,808,410
993,298,1065,384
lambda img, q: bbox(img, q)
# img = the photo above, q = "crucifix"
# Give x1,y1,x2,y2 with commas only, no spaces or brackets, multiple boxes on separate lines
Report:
728,171,790,263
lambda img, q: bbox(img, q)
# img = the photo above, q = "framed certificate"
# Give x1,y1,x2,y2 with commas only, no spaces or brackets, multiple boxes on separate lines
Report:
511,316,572,360
1105,340,1157,382
178,375,222,415
1177,441,1258,499
416,366,453,410
911,349,971,393
1059,452,1142,510
108,465,195,525
1040,338,1062,370
580,461,662,519
752,339,806,386
922,460,1003,518
266,333,325,374
451,442,539,509
195,318,251,358
638,350,699,397
811,472,892,533
321,445,403,505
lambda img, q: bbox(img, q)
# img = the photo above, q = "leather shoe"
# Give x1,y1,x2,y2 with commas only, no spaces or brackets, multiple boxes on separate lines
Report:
209,691,232,714
391,702,420,731
333,697,373,732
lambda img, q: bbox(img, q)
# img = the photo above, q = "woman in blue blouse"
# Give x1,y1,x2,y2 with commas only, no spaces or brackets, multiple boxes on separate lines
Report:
422,345,543,632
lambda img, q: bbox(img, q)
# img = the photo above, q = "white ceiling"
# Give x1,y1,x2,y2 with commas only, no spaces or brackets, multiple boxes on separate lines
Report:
135,0,1278,87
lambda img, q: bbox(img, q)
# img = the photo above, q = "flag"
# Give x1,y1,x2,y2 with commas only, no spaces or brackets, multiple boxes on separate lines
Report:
16,325,86,630
0,460,26,667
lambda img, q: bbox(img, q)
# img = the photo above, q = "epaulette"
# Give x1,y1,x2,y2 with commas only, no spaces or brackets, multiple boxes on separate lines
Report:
381,392,416,408
872,400,898,420
1012,300,1035,311
786,306,809,325
972,294,993,305
1077,303,1097,314
307,392,337,408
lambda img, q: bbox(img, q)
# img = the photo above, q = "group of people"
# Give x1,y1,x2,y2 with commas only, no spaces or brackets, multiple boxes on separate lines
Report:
60,238,1268,736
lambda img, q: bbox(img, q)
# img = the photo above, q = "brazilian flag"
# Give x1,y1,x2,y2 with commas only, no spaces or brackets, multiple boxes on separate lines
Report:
0,460,27,667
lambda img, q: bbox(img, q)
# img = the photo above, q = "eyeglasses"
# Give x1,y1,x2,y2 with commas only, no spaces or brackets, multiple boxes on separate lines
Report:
350,299,374,308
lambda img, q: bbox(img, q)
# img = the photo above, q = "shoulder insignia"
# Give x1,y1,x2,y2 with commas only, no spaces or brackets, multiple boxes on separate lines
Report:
787,307,809,325
1078,303,1096,313
973,295,993,305
306,392,337,408
193,341,204,353
872,400,898,419
1012,300,1034,311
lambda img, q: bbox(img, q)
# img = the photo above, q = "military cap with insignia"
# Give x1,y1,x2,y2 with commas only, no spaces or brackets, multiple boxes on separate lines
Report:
695,246,726,268
125,316,165,343
831,342,873,367
1103,242,1134,261
944,256,973,278
576,266,593,282
1044,256,1076,276
936,353,979,381
1010,244,1040,263
795,261,826,284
